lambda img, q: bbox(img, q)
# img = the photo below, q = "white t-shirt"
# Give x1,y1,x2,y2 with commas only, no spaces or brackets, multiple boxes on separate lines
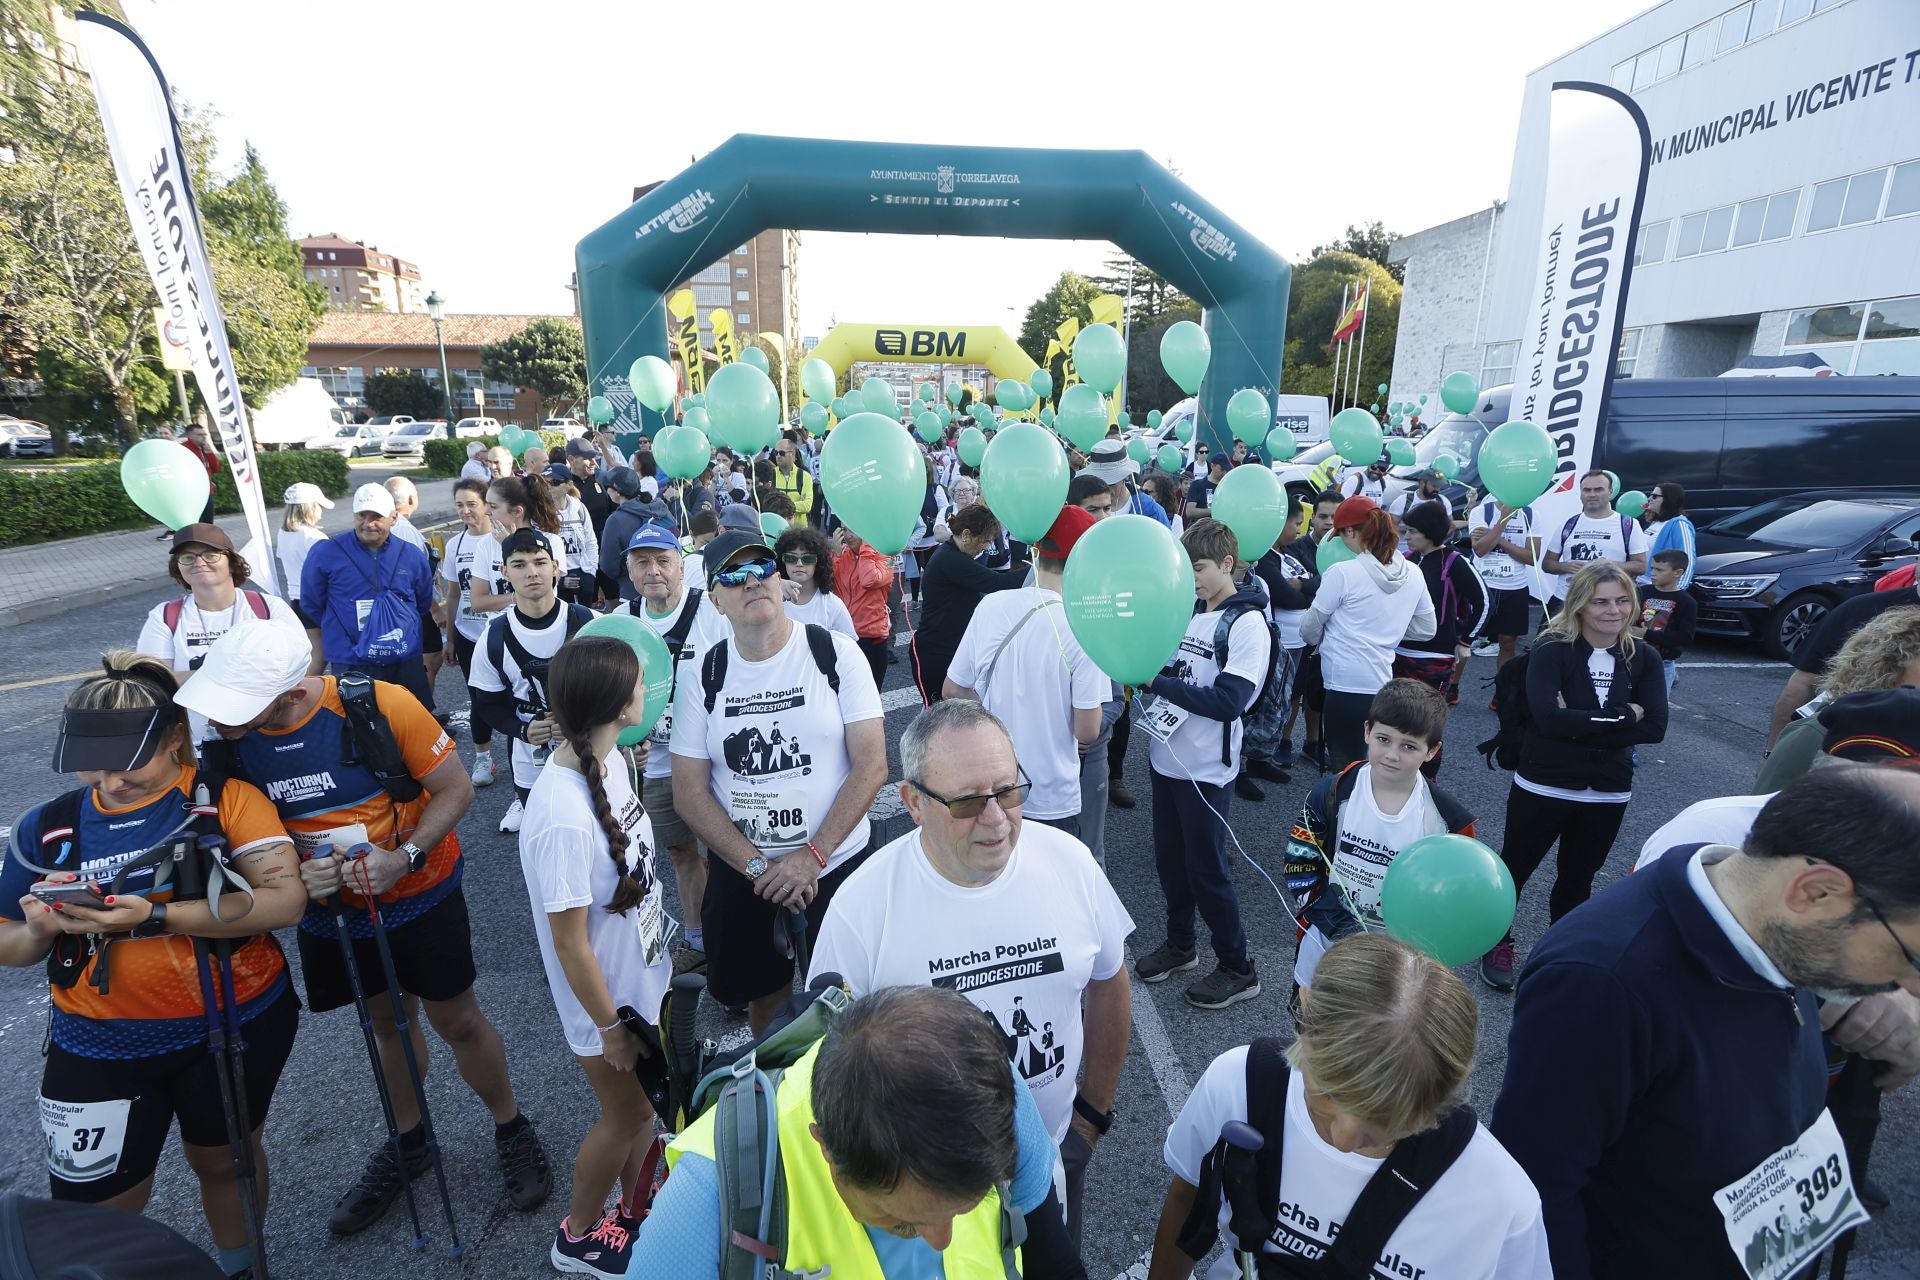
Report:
466,603,575,788
1635,793,1771,870
1545,510,1650,598
1165,1047,1550,1280
1295,767,1447,989
276,526,327,603
669,622,884,869
807,822,1133,1140
784,589,857,640
556,496,599,577
466,531,510,623
1146,605,1271,788
632,590,731,781
391,515,426,553
1339,470,1387,502
438,528,497,641
1266,550,1313,650
948,589,1110,820
518,749,670,1055
459,458,492,484
137,591,305,742
1468,500,1535,590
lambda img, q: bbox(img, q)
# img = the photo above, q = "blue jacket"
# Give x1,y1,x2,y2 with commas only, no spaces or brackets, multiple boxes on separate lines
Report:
301,529,435,665
1646,514,1698,589
1490,845,1827,1280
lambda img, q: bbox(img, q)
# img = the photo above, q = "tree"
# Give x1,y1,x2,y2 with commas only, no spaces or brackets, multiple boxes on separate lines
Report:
1309,221,1404,284
1016,271,1103,365
1280,251,1401,411
365,369,443,420
1123,302,1202,417
481,317,585,418
1086,253,1189,331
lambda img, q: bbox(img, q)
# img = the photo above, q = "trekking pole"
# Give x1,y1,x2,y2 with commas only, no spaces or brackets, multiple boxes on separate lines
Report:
181,836,270,1280
326,893,427,1252
1218,1121,1267,1280
348,858,465,1258
773,904,810,990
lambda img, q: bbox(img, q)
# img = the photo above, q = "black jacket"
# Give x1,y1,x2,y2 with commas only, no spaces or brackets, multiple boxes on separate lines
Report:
1404,546,1490,656
916,541,1030,673
1518,635,1668,793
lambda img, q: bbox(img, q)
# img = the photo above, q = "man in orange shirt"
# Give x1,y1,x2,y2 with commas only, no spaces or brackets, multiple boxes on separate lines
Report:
177,623,552,1239
832,526,894,693
182,423,222,525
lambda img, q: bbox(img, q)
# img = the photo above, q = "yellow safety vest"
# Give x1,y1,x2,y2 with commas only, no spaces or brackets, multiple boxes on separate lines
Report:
773,465,814,517
667,1043,1021,1280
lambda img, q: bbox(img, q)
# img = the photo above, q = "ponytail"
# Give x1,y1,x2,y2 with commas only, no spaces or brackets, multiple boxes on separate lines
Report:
487,474,562,534
1356,509,1399,563
564,725,645,915
546,636,647,914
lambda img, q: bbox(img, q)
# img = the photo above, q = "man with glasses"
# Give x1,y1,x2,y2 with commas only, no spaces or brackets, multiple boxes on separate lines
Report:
770,435,815,527
1338,449,1393,503
670,528,887,1035
1493,764,1920,1280
811,698,1132,1251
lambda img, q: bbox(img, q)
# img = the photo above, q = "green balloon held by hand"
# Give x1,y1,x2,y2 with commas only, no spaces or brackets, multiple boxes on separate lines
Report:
1226,388,1269,442
629,355,678,413
1317,533,1358,573
1172,419,1194,444
982,423,1071,542
576,613,675,746
1476,420,1555,507
956,426,988,468
1265,426,1297,461
1056,384,1109,450
1211,464,1286,558
1030,369,1054,399
800,402,830,436
946,383,965,408
1072,323,1126,392
586,395,614,425
820,412,925,554
1159,320,1210,395
1330,408,1383,464
801,358,838,405
1126,437,1151,465
1440,371,1480,415
1380,833,1517,966
1617,490,1648,519
1147,409,1162,429
1063,514,1195,684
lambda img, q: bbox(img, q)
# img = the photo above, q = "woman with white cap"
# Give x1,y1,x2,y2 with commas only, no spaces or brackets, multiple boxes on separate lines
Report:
276,483,332,622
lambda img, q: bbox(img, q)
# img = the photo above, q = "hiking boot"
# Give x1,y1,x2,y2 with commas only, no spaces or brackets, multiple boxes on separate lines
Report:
500,798,524,834
1135,942,1199,984
471,752,495,787
1247,757,1291,784
1481,941,1517,992
497,1117,553,1210
328,1139,432,1236
1186,963,1261,1010
1109,779,1137,809
550,1209,633,1278
1234,773,1266,802
1273,740,1295,769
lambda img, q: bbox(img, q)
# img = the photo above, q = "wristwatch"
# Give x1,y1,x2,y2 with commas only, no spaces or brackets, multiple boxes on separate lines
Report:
1073,1094,1114,1135
129,900,169,940
399,842,427,874
743,854,769,881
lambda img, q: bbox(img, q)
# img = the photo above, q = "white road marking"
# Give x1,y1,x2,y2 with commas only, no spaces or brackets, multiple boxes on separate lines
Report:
1128,945,1195,1121
880,686,924,713
1111,1251,1152,1280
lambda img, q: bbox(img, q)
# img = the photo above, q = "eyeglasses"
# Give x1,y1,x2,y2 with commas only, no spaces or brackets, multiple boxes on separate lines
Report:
781,552,818,566
174,551,225,567
1859,893,1920,978
910,768,1031,820
712,558,780,589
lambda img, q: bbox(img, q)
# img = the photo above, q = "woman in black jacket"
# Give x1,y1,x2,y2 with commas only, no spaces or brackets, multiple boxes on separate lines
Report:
1394,502,1491,775
1481,560,1668,992
910,503,1029,705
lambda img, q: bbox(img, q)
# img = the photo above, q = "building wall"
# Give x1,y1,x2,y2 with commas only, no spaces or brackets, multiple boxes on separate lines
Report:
673,227,801,360
304,346,541,424
1387,205,1506,408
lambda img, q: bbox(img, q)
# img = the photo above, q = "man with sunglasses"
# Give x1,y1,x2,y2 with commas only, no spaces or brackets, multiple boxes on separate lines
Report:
810,699,1132,1251
1492,764,1920,1280
1338,450,1393,503
770,435,815,527
670,529,887,1036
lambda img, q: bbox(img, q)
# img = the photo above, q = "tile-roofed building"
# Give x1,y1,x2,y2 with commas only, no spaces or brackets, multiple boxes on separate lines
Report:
304,312,582,425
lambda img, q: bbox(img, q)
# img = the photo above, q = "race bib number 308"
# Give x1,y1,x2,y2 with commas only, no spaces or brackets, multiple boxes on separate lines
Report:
1714,1109,1867,1280
41,1096,132,1184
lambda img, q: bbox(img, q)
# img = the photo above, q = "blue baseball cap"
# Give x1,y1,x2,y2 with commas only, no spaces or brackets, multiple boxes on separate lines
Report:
625,522,681,555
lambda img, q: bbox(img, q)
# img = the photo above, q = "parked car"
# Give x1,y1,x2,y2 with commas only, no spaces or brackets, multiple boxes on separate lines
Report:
364,415,414,432
306,421,391,457
381,420,444,458
453,416,500,439
1689,490,1920,658
0,419,54,458
541,417,586,439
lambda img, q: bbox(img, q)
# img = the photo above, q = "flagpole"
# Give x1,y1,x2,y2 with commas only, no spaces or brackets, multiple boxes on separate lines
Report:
1330,282,1350,409
1351,282,1371,414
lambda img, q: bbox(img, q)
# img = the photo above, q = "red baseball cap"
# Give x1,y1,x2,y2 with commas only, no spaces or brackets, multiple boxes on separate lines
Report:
1036,504,1095,562
1333,495,1379,531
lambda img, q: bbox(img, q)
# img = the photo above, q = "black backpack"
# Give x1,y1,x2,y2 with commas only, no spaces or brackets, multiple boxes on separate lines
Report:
1475,648,1534,771
484,603,597,715
1175,1037,1476,1277
0,1193,223,1278
1211,599,1281,767
626,588,706,663
700,623,840,713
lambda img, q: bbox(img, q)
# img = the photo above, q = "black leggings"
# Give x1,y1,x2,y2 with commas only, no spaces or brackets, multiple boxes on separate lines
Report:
1499,783,1629,935
1109,697,1131,783
1323,689,1376,772
857,636,889,693
450,629,492,746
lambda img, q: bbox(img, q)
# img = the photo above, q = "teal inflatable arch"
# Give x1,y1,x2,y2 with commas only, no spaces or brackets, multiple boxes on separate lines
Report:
575,135,1289,452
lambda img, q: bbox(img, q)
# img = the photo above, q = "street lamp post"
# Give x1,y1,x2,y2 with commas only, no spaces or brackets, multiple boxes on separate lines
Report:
426,291,456,438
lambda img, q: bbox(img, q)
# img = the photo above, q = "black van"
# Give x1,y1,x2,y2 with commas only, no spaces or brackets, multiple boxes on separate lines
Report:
1380,376,1920,523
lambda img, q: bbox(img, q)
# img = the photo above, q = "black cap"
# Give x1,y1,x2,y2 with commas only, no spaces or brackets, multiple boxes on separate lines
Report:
605,466,642,498
1818,688,1920,763
53,705,171,774
702,530,774,586
500,527,555,560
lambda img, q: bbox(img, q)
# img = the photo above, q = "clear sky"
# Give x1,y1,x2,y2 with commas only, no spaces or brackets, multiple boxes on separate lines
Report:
123,0,1652,337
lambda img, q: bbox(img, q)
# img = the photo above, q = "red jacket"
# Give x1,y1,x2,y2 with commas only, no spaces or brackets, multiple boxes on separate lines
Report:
833,544,893,641
185,438,222,492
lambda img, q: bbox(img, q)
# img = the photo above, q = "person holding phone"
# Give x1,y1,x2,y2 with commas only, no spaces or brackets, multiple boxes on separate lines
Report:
0,650,306,1279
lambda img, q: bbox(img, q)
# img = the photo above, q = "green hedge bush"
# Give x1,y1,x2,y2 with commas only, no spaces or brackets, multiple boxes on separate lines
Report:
0,450,350,547
422,431,566,477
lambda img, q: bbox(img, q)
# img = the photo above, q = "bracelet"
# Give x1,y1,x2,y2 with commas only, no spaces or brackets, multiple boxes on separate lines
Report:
806,840,827,869
596,1014,625,1034
1073,1094,1113,1134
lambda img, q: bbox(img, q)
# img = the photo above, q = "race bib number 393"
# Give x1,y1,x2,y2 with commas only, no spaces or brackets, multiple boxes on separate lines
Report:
1713,1109,1867,1280
41,1096,132,1184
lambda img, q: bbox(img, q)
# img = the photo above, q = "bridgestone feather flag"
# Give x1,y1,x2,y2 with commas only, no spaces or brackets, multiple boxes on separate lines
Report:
76,12,279,589
1514,82,1651,541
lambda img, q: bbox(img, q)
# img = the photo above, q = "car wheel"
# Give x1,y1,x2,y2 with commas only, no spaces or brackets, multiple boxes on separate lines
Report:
1765,591,1833,661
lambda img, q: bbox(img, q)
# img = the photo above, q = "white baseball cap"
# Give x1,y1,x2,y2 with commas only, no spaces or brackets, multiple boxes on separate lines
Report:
351,481,396,516
173,621,312,728
283,481,334,508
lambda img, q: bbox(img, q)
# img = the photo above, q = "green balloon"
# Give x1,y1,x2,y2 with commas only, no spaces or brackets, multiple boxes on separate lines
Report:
1172,419,1194,444
1210,464,1286,558
801,358,838,405
705,361,781,454
1226,388,1269,441
1146,409,1162,429
575,612,676,747
914,410,943,443
859,378,898,416
917,382,936,402
586,395,615,424
1419,394,1428,404
1440,370,1480,415
676,396,693,417
830,396,852,420
121,438,216,530
739,348,771,376
1265,426,1297,461
996,380,1031,413
628,355,677,413
1377,383,1389,397
1605,469,1622,500
1380,833,1517,966
683,406,711,438
1072,323,1126,392
1476,420,1555,507
1369,403,1381,415
1317,533,1358,573
1126,437,1151,465
653,424,712,481
1156,443,1183,474
1159,320,1210,395
1038,407,1054,427
1056,384,1109,450
1329,408,1383,464
1030,369,1054,399
819,412,924,554
687,393,705,408
760,511,788,538
956,426,988,468
1432,452,1461,481
945,383,965,407
800,402,830,436
936,405,953,428
1387,438,1417,467
1062,515,1195,685
981,423,1071,542
1617,489,1648,519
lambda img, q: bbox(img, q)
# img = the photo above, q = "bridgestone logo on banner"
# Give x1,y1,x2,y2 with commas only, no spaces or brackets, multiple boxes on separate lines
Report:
1514,82,1652,540
75,13,280,590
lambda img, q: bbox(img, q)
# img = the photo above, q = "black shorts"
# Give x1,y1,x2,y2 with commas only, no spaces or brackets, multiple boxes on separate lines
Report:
422,624,444,655
702,843,869,1007
288,598,319,630
296,886,479,1014
43,984,299,1201
1295,649,1326,713
1487,587,1534,639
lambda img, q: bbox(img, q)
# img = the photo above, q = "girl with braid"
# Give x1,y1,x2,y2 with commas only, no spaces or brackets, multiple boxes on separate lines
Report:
517,635,669,1276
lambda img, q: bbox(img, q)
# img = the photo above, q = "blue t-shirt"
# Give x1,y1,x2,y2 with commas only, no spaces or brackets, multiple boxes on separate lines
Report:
629,1069,1057,1278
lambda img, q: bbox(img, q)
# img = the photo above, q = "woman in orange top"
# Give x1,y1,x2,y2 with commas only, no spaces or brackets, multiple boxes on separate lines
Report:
0,650,306,1276
831,524,895,693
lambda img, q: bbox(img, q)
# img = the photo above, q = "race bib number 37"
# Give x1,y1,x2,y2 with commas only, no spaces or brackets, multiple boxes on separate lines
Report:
41,1096,132,1184
1714,1109,1867,1280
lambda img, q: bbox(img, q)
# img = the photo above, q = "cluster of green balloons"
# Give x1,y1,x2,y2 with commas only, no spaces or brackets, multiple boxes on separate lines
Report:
499,424,541,457
1159,320,1210,395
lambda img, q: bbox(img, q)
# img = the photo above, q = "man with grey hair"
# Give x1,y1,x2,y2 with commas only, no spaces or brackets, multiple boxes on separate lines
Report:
459,440,491,484
485,445,514,480
384,475,442,697
810,699,1133,1248
383,475,427,552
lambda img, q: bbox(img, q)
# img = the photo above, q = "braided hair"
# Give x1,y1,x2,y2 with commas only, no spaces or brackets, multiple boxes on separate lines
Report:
546,636,645,913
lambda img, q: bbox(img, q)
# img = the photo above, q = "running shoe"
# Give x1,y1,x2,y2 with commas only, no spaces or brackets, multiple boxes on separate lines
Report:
550,1210,632,1278
471,752,495,788
1234,774,1266,803
1186,963,1261,1010
1109,779,1137,809
1480,941,1517,992
496,1117,552,1209
1135,942,1198,984
500,798,524,834
1247,757,1291,784
1274,740,1295,769
1472,640,1501,659
328,1140,432,1236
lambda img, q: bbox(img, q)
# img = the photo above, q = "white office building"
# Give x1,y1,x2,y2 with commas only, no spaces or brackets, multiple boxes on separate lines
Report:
1389,0,1919,406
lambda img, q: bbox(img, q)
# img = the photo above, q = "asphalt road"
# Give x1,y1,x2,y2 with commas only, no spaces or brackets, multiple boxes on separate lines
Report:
0,590,1913,1280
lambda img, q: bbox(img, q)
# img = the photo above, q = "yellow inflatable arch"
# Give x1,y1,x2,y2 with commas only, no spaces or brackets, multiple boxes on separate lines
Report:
807,323,1039,388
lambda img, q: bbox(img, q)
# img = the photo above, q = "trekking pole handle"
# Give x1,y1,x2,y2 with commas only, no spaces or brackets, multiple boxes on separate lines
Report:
1221,1120,1264,1153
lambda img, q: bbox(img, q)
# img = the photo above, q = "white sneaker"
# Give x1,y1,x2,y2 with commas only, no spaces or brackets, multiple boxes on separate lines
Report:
1472,640,1501,659
500,798,524,834
471,753,496,787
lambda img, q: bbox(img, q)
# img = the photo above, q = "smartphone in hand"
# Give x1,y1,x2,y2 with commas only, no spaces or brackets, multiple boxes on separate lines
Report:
30,881,108,910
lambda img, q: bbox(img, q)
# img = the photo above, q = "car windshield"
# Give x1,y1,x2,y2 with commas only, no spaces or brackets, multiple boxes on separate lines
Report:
334,425,360,437
1400,414,1489,479
1706,498,1911,549
399,423,434,437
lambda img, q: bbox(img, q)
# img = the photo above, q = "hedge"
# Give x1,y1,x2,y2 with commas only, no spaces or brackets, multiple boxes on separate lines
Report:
422,431,567,477
0,450,350,547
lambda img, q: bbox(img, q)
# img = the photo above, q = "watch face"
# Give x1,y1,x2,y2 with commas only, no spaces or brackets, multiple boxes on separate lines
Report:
745,856,768,879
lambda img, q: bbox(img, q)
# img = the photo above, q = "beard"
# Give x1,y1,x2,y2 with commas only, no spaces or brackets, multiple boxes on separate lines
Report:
1759,918,1899,999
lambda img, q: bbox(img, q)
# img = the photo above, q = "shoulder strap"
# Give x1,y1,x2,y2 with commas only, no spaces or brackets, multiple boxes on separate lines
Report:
163,597,184,632
660,589,704,661
803,624,840,695
1323,1106,1478,1278
1245,1036,1289,1230
564,602,596,637
702,640,729,714
335,672,424,803
713,1062,784,1280
1327,761,1364,850
6,789,87,878
243,589,270,620
1621,514,1635,547
485,612,508,674
1560,512,1579,544
978,596,1055,696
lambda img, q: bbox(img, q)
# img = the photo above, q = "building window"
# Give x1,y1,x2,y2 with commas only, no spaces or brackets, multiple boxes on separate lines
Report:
1681,21,1714,68
1779,0,1811,18
1617,329,1644,378
1886,160,1920,219
737,312,752,325
1760,188,1800,240
1611,58,1634,90
734,244,749,255
1726,190,1798,248
1785,294,1920,375
1717,3,1752,53
1634,220,1669,266
736,290,750,302
1653,33,1684,81
1807,168,1888,232
1674,211,1708,257
1480,341,1518,390
734,267,749,278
